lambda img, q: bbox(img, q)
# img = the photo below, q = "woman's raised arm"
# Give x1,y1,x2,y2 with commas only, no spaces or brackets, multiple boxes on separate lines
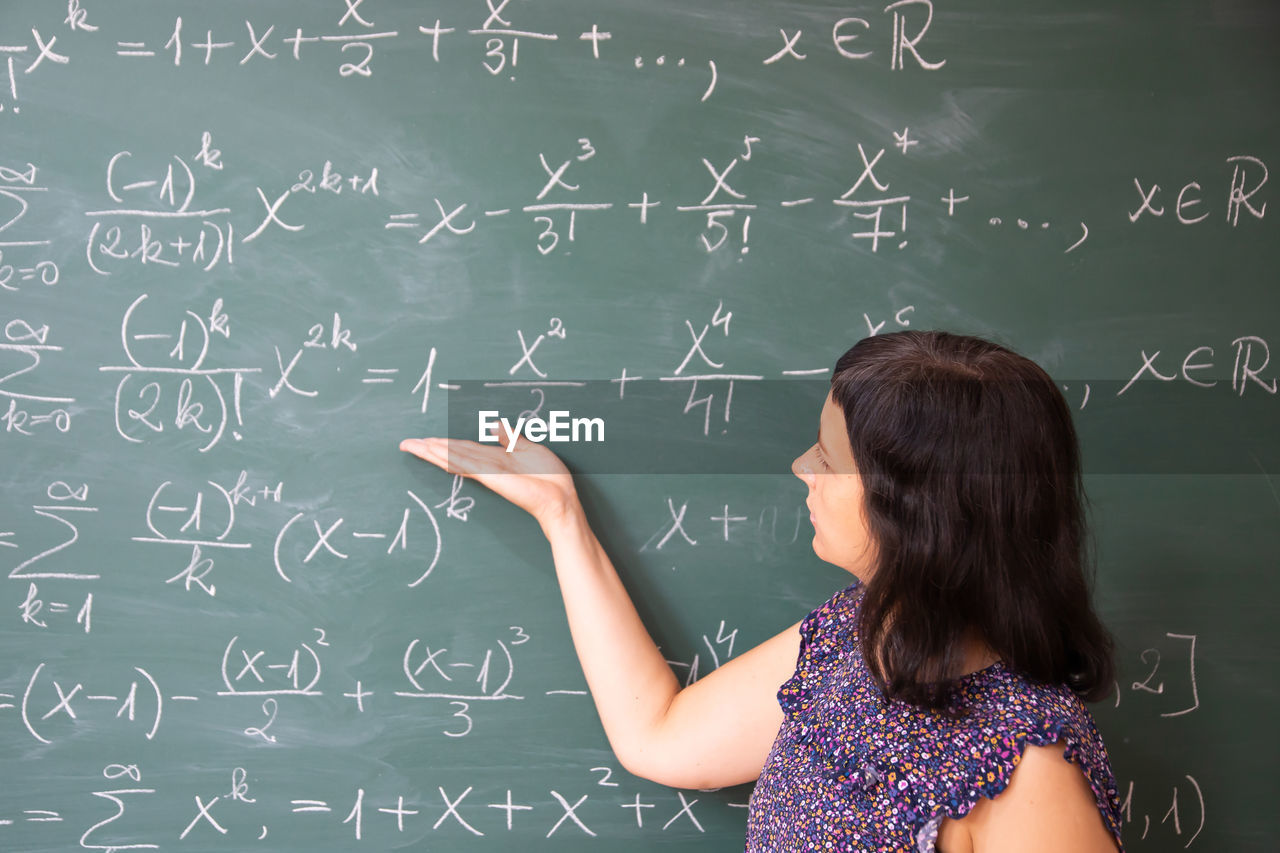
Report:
400,436,799,789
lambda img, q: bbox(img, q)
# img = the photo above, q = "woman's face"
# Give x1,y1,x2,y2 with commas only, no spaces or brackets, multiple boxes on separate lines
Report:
791,392,877,580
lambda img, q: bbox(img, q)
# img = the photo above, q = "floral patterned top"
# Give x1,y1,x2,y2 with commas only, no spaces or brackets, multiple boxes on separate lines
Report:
746,582,1125,852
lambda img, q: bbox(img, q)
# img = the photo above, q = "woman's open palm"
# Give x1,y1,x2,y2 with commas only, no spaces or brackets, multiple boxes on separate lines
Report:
399,436,578,526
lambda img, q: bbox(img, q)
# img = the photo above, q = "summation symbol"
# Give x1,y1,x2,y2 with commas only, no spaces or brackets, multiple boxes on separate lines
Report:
2,319,74,435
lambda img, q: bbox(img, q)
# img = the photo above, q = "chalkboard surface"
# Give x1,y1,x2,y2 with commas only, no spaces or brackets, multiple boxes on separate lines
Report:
2,1,1277,851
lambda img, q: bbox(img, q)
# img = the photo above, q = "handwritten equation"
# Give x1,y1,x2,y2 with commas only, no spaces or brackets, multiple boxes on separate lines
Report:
5,141,1267,284
5,292,1275,454
0,762,739,846
3,1,953,106
9,601,738,739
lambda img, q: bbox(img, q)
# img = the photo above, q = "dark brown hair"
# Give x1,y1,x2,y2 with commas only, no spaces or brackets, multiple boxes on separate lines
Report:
830,330,1114,709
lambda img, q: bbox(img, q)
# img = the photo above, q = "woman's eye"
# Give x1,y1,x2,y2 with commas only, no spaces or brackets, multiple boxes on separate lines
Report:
814,448,828,469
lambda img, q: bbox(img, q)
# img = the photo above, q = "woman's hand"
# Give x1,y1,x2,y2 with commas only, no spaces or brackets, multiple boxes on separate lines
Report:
399,436,579,530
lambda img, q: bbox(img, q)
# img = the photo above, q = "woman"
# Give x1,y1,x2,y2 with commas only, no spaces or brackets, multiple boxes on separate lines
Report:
400,330,1125,852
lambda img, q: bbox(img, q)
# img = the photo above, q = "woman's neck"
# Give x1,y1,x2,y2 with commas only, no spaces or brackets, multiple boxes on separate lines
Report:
959,639,1001,676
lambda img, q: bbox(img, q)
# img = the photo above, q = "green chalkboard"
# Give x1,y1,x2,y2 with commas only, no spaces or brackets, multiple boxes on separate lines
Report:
2,1,1277,850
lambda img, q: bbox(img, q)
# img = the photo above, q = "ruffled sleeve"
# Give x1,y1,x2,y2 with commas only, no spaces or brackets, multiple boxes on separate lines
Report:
775,580,863,719
909,690,1127,852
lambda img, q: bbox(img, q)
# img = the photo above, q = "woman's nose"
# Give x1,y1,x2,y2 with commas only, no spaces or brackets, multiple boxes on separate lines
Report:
792,451,814,482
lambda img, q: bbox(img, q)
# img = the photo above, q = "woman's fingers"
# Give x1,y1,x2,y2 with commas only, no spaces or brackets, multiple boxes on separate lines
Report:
400,437,501,477
402,436,568,477
399,437,449,470
400,436,578,523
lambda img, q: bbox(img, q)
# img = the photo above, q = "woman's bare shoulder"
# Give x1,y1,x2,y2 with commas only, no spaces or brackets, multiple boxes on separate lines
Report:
938,741,1120,853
